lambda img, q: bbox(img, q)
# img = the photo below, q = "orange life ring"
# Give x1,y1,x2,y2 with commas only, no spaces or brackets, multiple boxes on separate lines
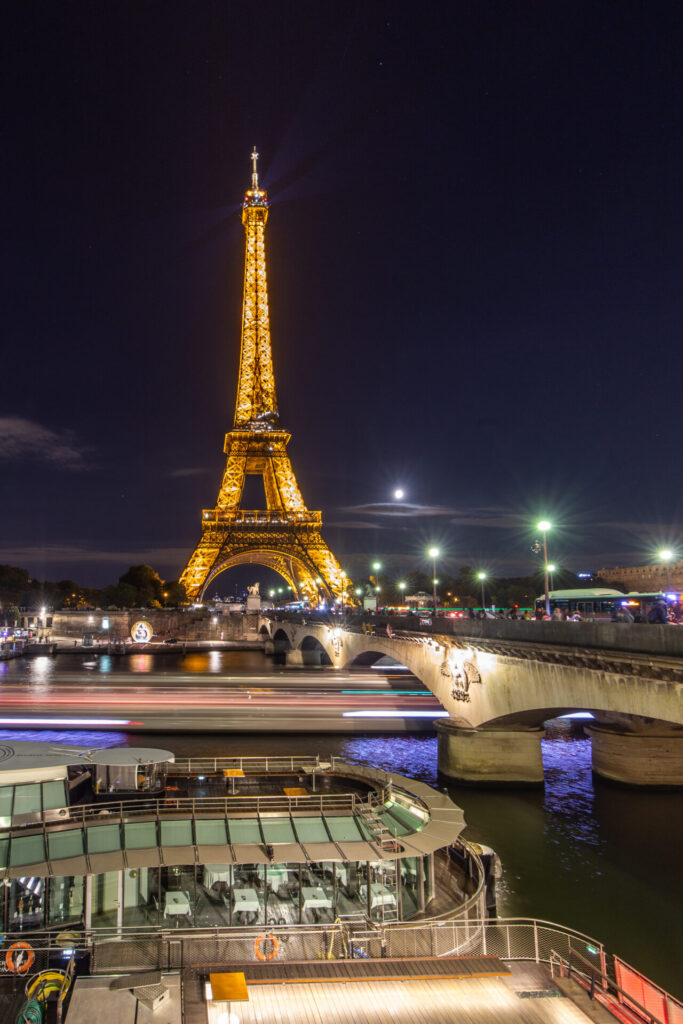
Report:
253,934,279,962
6,941,35,974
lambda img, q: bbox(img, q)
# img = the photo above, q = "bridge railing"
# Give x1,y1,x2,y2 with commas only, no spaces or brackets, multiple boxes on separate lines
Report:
265,610,683,659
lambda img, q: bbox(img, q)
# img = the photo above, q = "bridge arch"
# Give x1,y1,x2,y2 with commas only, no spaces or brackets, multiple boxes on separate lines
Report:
200,548,331,605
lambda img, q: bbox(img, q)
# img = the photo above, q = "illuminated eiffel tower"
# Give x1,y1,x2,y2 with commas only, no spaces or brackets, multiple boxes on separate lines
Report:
180,150,346,605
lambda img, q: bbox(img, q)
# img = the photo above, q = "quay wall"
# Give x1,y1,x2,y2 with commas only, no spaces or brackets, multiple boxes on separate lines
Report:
51,608,252,641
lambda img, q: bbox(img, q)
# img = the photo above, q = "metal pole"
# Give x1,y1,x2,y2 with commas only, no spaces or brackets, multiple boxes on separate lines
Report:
432,557,438,618
543,531,550,615
480,580,486,612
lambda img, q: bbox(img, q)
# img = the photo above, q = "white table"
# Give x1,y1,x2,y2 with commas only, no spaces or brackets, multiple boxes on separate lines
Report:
203,864,231,888
163,891,191,918
302,886,332,911
232,888,260,914
360,883,396,909
267,868,289,889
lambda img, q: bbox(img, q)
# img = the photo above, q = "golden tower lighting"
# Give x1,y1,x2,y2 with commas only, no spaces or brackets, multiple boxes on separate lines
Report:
180,150,346,605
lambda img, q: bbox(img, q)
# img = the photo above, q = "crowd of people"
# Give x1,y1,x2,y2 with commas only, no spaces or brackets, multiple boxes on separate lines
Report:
464,599,682,624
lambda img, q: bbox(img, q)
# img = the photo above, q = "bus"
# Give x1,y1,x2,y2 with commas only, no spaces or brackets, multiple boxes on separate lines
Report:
535,588,679,620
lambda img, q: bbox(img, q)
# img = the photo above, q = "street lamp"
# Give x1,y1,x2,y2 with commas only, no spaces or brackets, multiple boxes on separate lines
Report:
428,547,440,616
546,563,556,592
476,572,487,612
398,581,406,606
372,561,382,612
659,549,674,593
394,488,404,501
537,521,552,615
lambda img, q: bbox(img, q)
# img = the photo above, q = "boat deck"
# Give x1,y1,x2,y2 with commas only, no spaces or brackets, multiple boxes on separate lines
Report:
180,959,600,1024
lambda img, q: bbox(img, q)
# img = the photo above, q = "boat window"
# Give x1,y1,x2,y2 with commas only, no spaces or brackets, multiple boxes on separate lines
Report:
228,818,262,844
386,805,425,834
87,824,121,854
325,816,363,842
160,820,193,847
195,819,228,846
48,829,85,860
0,787,13,828
42,780,67,810
124,821,158,849
0,836,8,868
292,816,329,843
10,833,46,867
261,817,296,844
13,784,42,817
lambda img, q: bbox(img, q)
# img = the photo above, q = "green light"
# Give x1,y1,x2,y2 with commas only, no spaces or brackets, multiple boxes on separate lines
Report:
586,945,599,955
538,520,551,532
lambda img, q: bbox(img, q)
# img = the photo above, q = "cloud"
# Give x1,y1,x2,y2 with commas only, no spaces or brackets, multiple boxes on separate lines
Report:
168,466,211,478
339,501,521,528
340,502,459,518
0,544,188,566
0,417,88,469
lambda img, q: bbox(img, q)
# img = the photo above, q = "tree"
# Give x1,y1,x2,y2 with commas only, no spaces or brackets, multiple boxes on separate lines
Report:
162,580,188,606
118,565,163,607
0,565,31,605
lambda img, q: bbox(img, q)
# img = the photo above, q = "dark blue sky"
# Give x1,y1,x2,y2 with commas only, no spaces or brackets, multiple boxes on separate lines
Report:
2,1,681,587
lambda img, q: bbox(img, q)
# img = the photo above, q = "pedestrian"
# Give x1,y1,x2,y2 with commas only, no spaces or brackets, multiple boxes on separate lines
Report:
551,606,563,621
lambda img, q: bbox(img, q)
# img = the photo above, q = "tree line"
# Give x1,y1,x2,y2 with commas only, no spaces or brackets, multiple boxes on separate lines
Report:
0,564,187,620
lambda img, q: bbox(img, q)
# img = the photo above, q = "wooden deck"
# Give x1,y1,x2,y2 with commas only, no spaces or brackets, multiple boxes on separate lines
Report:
191,955,510,985
183,960,599,1024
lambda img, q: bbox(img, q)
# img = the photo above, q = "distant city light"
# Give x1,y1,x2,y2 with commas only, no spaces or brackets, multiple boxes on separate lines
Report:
394,488,404,500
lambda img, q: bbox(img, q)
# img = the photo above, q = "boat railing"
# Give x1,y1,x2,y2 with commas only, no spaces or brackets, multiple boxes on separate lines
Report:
170,754,324,774
13,912,681,1020
8,786,395,835
549,947,679,1024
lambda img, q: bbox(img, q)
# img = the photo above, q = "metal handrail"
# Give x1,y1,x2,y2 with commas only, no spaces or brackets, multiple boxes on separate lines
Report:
5,785,396,842
550,948,671,1024
171,754,323,773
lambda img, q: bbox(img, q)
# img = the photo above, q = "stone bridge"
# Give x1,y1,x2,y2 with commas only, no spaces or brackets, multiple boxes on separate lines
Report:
261,616,683,788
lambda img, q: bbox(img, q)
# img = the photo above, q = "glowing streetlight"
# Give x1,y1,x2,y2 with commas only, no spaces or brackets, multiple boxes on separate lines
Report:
398,581,406,606
476,572,487,611
659,549,674,592
428,547,440,616
394,488,404,501
372,561,382,612
537,521,552,615
546,563,556,592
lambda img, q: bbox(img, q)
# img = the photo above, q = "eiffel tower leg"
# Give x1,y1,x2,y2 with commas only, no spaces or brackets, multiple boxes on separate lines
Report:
179,536,224,602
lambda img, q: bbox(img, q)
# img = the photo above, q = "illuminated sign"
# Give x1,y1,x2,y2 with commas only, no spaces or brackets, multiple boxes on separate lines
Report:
102,617,110,630
130,620,153,643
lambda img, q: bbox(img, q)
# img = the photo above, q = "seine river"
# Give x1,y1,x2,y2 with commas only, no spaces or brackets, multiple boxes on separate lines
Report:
1,649,680,996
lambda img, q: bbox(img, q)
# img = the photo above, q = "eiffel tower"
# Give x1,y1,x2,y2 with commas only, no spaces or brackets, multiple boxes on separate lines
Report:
180,150,346,606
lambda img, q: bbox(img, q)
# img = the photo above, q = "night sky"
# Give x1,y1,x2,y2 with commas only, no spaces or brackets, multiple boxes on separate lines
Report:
3,1,682,589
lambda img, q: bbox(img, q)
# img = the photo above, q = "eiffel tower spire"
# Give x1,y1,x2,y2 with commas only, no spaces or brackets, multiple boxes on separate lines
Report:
179,152,346,606
234,148,279,428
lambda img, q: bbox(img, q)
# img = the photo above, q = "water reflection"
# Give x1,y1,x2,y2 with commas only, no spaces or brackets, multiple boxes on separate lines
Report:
0,729,128,746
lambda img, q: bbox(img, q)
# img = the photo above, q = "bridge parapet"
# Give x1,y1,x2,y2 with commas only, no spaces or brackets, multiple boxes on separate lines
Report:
266,611,683,659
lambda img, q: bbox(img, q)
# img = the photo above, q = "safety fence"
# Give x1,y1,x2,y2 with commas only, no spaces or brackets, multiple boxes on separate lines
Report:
550,948,683,1024
2,910,681,1024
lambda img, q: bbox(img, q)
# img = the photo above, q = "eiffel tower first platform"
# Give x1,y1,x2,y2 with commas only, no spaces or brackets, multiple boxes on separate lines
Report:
179,151,347,606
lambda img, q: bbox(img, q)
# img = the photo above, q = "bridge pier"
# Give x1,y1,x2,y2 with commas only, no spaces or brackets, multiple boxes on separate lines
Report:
436,721,544,786
586,723,683,787
285,648,323,667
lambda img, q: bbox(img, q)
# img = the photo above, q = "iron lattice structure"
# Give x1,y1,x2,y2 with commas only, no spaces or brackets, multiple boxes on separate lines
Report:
180,151,346,605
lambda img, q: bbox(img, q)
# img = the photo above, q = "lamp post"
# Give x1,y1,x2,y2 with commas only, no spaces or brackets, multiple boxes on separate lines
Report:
398,581,406,607
476,572,487,612
658,549,673,594
428,547,440,617
546,563,556,593
372,562,382,612
340,571,346,619
538,521,552,615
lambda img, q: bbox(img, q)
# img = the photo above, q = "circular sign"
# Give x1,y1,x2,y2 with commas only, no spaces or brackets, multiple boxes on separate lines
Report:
130,620,153,644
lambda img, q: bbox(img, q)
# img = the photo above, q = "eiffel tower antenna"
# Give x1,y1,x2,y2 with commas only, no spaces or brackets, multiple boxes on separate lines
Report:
179,151,347,606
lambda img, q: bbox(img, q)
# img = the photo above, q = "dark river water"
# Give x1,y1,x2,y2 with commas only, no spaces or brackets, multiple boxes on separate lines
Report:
1,649,681,996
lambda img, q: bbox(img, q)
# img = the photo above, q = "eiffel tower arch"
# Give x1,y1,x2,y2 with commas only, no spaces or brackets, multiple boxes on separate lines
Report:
180,151,347,606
